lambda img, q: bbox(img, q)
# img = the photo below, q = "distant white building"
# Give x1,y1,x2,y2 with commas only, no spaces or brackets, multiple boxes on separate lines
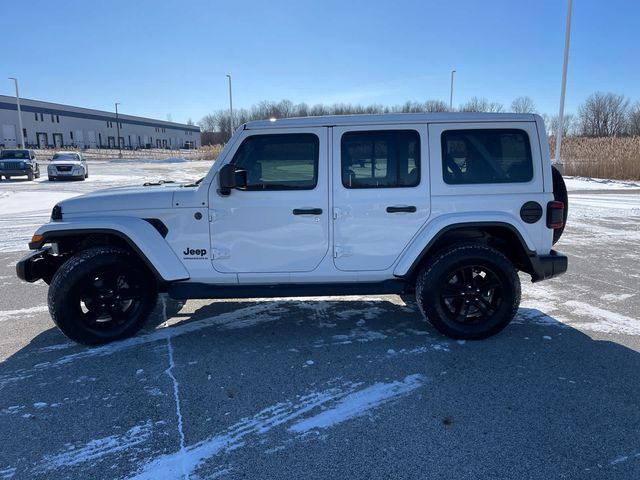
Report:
0,95,200,149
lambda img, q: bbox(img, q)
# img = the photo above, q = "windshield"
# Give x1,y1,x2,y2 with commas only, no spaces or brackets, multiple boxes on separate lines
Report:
0,150,29,159
52,153,80,161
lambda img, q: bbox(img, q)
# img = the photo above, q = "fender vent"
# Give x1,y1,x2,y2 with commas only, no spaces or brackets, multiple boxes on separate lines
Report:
143,218,168,237
520,201,543,224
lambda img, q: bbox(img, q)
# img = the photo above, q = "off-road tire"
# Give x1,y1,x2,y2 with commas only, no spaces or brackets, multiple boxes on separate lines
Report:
27,171,33,181
551,166,568,244
416,243,520,340
48,246,157,345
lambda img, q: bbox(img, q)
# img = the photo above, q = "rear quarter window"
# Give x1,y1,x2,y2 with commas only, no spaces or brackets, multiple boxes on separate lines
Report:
441,129,533,184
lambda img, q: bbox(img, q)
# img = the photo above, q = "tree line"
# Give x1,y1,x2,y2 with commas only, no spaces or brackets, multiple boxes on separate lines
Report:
198,92,640,144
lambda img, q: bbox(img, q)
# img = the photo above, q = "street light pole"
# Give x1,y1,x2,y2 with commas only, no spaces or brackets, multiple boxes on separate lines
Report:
8,77,25,148
449,70,456,111
226,74,233,138
554,0,573,166
114,102,122,157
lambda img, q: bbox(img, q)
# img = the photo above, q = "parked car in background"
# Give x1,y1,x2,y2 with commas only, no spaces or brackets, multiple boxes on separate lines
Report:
48,151,89,181
0,149,40,181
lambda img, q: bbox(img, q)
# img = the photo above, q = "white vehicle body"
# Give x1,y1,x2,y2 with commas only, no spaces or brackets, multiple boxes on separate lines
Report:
17,113,568,344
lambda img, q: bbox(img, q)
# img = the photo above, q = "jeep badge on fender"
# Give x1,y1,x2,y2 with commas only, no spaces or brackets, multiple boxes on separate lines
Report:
16,112,567,345
183,247,207,258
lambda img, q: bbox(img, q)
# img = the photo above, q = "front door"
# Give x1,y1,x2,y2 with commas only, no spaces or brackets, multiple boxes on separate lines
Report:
332,125,431,271
209,128,329,274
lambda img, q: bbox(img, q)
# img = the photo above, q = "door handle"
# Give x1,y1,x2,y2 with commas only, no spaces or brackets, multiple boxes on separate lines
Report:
293,208,323,215
386,206,417,213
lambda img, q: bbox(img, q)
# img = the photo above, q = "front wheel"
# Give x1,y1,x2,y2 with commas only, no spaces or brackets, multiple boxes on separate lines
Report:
415,243,520,340
48,247,158,345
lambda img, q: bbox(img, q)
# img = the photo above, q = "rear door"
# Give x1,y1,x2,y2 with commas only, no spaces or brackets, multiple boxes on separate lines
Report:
332,125,430,271
209,128,329,274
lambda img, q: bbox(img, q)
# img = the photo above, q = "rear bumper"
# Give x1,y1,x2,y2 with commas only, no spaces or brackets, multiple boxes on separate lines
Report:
530,250,568,282
16,247,52,283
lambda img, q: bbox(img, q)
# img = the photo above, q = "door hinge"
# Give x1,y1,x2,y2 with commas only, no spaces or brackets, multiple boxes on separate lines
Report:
211,247,230,259
334,245,352,258
333,207,350,220
210,209,231,222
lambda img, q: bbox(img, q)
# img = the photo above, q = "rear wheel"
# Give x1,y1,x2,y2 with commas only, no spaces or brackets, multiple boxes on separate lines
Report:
416,243,520,340
551,166,568,244
48,247,158,345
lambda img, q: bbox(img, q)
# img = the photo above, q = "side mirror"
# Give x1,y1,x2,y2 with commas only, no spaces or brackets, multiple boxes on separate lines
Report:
218,164,247,195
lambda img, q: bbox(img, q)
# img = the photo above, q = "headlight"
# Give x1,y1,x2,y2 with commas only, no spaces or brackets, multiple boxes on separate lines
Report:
0,162,4,169
20,162,26,169
73,167,82,175
51,204,62,221
48,165,55,172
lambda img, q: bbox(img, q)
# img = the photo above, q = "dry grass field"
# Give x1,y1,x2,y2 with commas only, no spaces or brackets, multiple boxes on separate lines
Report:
550,136,640,180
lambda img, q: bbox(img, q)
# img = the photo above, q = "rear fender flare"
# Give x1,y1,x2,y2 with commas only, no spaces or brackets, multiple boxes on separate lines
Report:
393,213,537,278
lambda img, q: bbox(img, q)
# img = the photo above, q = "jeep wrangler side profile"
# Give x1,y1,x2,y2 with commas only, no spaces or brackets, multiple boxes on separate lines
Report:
16,113,568,345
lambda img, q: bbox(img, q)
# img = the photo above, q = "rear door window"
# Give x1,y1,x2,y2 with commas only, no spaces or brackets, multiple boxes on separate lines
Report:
441,129,533,184
341,130,420,188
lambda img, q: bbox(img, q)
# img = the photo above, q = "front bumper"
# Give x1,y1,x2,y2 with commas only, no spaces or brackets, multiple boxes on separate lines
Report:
16,247,54,283
530,250,568,282
0,169,31,176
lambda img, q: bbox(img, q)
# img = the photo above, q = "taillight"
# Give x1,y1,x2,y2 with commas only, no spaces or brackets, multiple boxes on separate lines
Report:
547,201,564,229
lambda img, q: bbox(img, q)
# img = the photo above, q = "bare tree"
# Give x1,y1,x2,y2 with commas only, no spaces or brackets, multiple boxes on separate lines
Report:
198,114,217,132
628,102,640,136
510,96,537,113
545,113,575,137
459,97,504,113
424,100,449,112
186,117,194,126
578,92,630,137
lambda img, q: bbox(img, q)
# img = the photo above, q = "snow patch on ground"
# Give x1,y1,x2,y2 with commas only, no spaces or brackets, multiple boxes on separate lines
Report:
128,375,425,479
565,176,640,191
0,191,77,215
35,421,153,472
564,300,640,336
0,306,49,322
288,374,424,433
0,466,16,479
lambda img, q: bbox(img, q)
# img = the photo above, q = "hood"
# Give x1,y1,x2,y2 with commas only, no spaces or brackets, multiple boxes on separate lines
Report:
58,184,182,215
50,159,83,166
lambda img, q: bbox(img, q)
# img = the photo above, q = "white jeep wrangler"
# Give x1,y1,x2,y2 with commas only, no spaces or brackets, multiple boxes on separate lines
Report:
16,113,568,345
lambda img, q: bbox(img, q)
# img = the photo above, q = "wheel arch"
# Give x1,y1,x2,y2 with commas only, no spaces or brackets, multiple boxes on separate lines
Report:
30,218,189,284
397,221,537,283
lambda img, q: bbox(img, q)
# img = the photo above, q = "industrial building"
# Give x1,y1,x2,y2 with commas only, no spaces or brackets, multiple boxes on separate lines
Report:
0,95,200,150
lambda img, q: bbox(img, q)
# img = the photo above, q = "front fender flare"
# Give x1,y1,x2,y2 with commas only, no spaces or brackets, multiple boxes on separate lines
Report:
30,217,190,282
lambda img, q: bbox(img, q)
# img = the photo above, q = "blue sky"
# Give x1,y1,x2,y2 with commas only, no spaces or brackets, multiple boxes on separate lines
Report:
2,0,639,124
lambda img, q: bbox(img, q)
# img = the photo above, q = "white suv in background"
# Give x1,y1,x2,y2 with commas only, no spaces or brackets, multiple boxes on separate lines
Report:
48,151,89,181
17,113,568,345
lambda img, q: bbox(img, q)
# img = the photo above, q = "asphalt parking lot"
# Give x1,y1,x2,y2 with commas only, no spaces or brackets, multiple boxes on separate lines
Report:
0,165,639,479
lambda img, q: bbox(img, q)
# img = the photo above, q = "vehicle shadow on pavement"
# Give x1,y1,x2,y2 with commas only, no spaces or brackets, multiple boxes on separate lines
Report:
1,300,639,479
